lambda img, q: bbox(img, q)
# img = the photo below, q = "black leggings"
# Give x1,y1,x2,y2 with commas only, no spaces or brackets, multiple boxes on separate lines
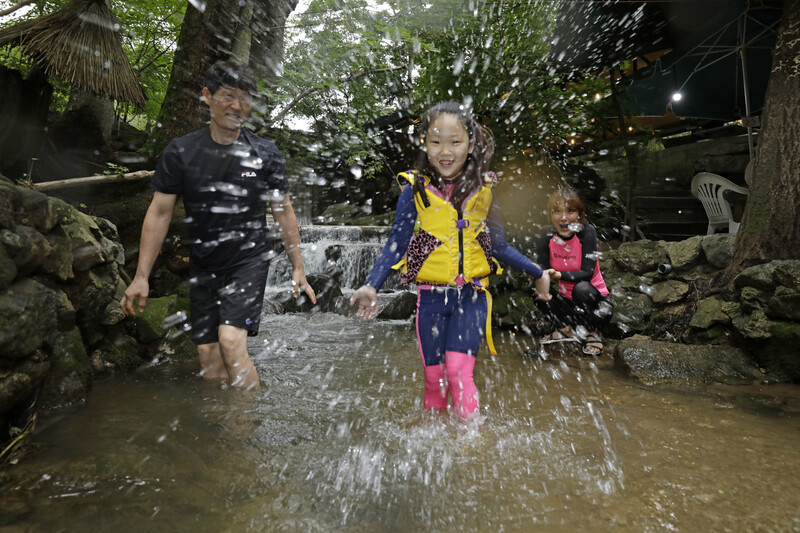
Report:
536,281,613,333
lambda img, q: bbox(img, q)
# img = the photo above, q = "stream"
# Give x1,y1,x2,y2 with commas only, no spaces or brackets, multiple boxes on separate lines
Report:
2,228,800,532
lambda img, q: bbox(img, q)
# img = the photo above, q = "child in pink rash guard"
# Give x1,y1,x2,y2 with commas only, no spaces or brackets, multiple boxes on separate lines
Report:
535,187,613,356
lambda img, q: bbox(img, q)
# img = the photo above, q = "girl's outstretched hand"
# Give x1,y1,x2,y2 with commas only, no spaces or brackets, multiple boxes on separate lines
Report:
350,285,379,321
534,270,552,302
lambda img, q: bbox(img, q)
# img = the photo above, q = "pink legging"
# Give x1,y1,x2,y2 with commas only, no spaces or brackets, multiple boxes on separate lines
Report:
422,351,479,418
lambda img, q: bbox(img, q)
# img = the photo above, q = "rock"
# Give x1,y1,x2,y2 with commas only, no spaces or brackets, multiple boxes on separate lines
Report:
156,332,197,363
101,300,126,326
0,242,17,288
41,227,75,281
731,308,775,340
377,290,417,320
9,225,52,272
734,263,778,291
767,287,800,320
0,353,50,417
612,240,669,275
60,211,105,272
609,291,653,334
493,290,538,328
613,335,762,388
771,260,800,289
0,279,58,358
667,236,704,270
52,287,76,331
67,264,120,335
15,186,64,233
41,327,93,407
132,295,178,344
0,180,17,230
701,233,735,269
92,333,144,372
308,273,343,313
690,297,732,329
651,280,690,305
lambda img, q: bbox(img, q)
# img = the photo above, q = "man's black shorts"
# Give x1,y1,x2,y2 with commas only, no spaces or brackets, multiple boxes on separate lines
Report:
188,261,269,345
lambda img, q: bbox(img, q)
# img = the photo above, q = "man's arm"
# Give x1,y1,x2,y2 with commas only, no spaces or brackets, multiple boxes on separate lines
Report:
272,193,317,304
120,192,177,315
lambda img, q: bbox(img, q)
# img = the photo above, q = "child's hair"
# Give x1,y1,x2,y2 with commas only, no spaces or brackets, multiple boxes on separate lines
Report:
548,187,587,223
413,102,495,210
204,60,257,96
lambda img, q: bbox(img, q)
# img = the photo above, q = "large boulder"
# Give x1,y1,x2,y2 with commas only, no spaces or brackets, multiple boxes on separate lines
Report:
613,335,763,388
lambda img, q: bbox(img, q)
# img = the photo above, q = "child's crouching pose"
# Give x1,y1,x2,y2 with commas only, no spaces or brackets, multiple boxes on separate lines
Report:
350,102,550,419
535,187,613,355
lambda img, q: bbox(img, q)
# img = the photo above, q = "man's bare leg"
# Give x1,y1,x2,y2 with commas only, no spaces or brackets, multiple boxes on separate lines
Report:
218,325,260,389
197,343,228,379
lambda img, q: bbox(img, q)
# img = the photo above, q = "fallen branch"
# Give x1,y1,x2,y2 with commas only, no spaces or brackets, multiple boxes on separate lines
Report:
258,65,407,135
33,170,154,191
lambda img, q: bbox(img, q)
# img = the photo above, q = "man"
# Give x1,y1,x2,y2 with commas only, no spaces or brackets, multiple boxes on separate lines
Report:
121,60,315,389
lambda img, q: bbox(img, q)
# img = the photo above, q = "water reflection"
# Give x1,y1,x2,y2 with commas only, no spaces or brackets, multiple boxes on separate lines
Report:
2,314,800,531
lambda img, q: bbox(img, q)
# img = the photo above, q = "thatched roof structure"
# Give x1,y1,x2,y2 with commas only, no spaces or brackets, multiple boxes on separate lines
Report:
0,0,146,106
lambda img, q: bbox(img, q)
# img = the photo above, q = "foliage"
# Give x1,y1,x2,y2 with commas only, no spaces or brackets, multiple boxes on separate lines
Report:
271,0,609,194
0,0,184,125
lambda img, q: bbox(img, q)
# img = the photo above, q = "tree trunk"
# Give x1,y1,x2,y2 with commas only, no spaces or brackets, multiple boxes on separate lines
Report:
724,0,800,279
150,0,242,156
249,0,297,114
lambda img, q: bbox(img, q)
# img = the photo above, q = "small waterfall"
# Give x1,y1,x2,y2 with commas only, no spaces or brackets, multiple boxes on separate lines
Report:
266,225,403,290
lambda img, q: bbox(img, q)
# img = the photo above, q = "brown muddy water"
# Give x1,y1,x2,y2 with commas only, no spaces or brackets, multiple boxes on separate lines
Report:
2,312,800,532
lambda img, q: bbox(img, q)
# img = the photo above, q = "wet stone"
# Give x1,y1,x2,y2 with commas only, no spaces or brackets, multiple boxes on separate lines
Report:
613,334,762,388
667,236,704,270
690,297,732,329
651,280,690,305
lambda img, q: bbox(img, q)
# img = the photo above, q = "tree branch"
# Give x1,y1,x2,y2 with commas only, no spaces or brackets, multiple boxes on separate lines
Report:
257,65,406,136
0,0,36,18
33,171,155,191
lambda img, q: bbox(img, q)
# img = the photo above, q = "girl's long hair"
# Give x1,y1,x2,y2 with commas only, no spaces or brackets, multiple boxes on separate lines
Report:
413,102,495,210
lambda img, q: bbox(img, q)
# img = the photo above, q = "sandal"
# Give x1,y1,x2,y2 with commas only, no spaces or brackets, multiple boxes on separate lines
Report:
582,333,604,356
540,327,578,345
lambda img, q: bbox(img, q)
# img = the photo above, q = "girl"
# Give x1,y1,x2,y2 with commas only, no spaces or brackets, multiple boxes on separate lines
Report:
535,187,613,355
350,102,550,419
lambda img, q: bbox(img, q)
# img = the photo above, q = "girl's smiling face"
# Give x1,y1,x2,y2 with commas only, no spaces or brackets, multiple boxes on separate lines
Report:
425,113,474,180
551,199,580,238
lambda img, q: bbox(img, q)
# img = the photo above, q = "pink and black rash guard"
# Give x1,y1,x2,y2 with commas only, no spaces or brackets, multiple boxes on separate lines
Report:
535,225,609,299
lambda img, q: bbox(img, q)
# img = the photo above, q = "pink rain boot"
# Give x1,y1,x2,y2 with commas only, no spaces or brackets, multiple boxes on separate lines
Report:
423,364,448,410
445,351,479,418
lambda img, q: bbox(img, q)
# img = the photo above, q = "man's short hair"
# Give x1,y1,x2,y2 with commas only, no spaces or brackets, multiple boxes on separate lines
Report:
204,60,257,96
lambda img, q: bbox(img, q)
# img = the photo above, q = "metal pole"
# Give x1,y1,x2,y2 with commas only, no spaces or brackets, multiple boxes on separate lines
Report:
739,15,755,161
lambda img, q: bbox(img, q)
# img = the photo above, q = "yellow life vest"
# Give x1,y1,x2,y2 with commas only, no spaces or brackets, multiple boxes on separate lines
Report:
393,171,503,355
394,171,494,286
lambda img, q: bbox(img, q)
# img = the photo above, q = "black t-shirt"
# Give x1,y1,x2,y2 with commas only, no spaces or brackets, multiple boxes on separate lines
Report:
151,128,289,272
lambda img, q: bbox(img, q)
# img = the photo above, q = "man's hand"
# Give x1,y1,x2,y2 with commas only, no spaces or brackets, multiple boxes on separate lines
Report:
349,285,379,321
292,268,317,304
534,270,552,302
120,277,150,316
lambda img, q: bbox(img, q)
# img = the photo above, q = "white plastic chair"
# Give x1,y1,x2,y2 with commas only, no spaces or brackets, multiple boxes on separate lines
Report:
691,172,749,235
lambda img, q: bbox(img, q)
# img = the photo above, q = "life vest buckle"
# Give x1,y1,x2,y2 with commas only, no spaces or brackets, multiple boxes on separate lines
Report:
456,219,469,229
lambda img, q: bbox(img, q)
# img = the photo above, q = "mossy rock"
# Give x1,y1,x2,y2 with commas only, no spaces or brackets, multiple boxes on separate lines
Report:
133,295,178,344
